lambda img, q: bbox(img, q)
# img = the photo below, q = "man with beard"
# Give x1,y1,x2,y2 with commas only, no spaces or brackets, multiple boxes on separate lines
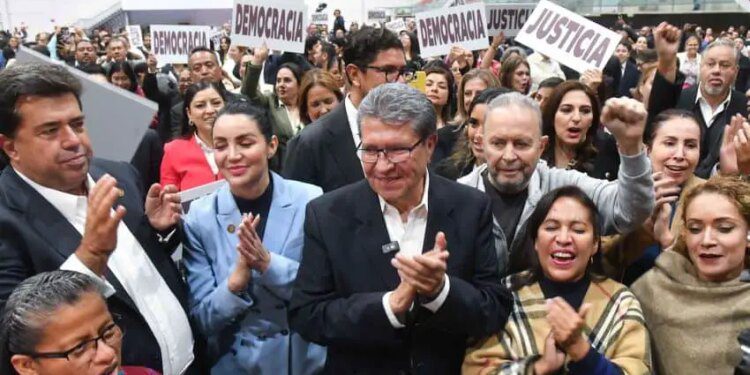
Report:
459,92,654,276
648,22,748,178
72,39,97,67
284,27,407,192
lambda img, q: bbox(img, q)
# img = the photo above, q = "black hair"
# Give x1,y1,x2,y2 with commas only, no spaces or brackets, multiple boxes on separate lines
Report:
538,77,565,90
466,87,512,117
304,35,321,57
424,65,456,124
646,109,704,148
0,63,82,137
508,186,606,290
132,62,148,76
342,26,403,70
276,62,303,86
189,46,217,66
30,45,50,57
180,81,225,137
321,42,337,71
400,30,421,57
216,100,273,142
107,61,138,93
331,37,347,49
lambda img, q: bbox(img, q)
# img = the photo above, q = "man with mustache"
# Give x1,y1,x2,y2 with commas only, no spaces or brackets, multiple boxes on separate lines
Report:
648,22,748,178
459,92,654,277
0,63,203,374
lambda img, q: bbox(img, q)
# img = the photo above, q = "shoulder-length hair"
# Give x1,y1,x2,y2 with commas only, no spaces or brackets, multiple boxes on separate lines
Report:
508,186,607,290
298,68,344,125
499,55,530,95
107,61,138,93
455,68,500,123
541,81,601,174
424,65,456,125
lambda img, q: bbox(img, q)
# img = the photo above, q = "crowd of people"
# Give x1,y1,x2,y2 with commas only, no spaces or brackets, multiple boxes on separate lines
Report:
0,9,750,375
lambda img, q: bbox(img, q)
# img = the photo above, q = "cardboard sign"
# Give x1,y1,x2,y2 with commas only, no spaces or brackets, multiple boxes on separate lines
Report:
232,0,306,54
385,19,406,33
416,2,488,58
485,4,535,37
515,0,620,73
311,12,328,26
15,47,155,163
368,10,387,23
150,25,211,64
127,25,144,48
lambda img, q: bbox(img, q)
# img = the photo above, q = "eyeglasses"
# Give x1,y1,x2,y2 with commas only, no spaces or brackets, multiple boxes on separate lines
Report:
24,323,123,362
357,138,425,164
365,65,414,83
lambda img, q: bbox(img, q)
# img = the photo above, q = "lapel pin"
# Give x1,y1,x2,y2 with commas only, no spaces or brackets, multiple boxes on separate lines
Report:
227,224,236,234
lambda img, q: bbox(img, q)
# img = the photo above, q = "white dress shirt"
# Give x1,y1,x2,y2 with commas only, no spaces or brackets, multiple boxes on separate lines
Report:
379,174,450,328
695,86,732,128
17,171,195,375
195,134,218,175
345,95,361,147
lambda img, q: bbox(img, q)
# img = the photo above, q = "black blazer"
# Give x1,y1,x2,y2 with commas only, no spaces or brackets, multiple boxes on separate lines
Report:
647,71,748,178
618,61,640,98
289,173,512,374
283,103,364,192
0,159,200,373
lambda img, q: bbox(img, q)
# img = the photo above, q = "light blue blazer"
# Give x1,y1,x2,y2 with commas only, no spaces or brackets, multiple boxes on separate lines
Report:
182,172,326,374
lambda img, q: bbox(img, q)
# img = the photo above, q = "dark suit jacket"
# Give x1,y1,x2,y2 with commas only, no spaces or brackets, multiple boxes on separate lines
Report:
130,129,163,193
618,61,640,98
0,159,201,374
289,174,512,374
283,103,364,192
737,55,750,93
648,71,748,178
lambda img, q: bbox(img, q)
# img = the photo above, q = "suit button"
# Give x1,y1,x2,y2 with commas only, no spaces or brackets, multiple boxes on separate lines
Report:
281,329,289,335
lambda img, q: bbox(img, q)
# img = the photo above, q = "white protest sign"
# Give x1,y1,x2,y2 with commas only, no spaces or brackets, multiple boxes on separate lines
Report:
485,4,535,37
311,12,328,26
232,0,306,54
515,0,620,73
385,19,406,33
736,0,750,11
416,2,489,58
16,47,155,162
127,25,144,48
368,9,387,23
151,25,211,64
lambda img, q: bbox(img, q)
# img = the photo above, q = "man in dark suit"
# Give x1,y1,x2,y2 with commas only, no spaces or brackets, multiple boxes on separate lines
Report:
0,63,202,374
284,27,407,192
169,46,246,139
648,22,748,178
289,84,512,374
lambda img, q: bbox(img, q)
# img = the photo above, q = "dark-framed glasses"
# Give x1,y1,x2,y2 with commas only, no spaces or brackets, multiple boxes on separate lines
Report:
24,322,123,362
357,138,425,164
365,65,414,83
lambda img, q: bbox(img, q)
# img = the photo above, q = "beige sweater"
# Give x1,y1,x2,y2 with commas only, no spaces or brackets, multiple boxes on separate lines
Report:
632,250,750,374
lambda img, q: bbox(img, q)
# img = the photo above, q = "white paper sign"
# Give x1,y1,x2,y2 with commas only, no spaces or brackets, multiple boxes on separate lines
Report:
368,10,387,23
311,13,328,26
515,0,620,73
232,0,306,54
127,25,144,48
16,47,155,162
485,4,535,37
416,2,489,58
385,19,406,33
736,0,750,11
150,25,211,64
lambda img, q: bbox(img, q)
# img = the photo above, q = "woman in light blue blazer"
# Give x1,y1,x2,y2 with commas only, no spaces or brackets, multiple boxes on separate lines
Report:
182,100,325,374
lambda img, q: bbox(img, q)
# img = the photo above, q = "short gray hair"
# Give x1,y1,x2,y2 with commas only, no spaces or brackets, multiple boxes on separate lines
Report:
1,271,102,373
485,91,543,133
702,38,738,62
357,83,436,140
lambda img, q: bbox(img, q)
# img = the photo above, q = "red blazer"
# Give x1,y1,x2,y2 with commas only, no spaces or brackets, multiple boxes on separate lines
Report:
160,135,223,191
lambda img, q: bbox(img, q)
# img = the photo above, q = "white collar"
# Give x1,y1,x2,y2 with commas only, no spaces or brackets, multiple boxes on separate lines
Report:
15,168,94,223
378,171,430,214
695,85,732,107
194,133,213,153
345,94,361,145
